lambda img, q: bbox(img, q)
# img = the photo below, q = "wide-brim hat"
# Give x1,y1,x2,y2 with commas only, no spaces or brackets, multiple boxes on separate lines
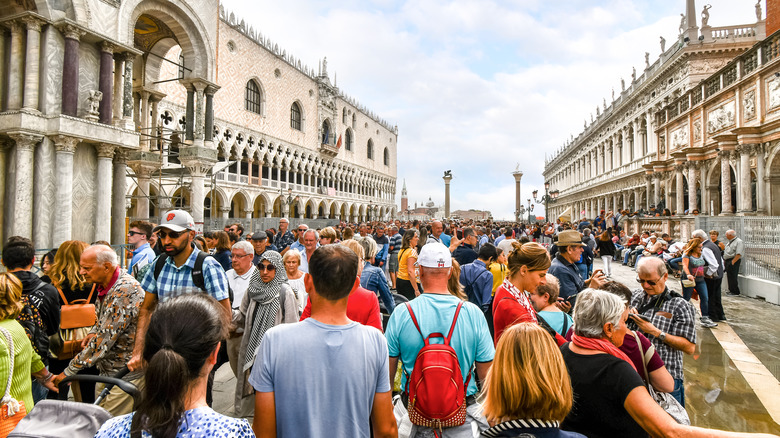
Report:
556,230,585,247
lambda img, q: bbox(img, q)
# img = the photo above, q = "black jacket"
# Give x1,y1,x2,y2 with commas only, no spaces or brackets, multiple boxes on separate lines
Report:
12,270,61,337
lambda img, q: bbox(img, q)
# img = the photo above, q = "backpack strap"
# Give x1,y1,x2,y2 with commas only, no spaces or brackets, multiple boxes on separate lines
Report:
404,302,424,339
191,251,209,291
57,287,70,306
153,254,168,281
85,283,97,303
444,301,464,344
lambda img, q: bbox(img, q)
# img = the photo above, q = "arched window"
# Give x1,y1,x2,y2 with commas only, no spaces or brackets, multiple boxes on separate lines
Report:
352,113,357,129
367,139,374,160
342,108,347,124
245,80,262,114
291,102,302,130
383,147,389,166
345,129,353,151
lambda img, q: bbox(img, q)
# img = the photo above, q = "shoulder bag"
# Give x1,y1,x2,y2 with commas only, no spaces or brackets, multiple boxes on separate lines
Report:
633,331,690,425
0,327,26,437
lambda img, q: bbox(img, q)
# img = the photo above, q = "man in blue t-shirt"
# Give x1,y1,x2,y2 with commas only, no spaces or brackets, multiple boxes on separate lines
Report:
385,243,494,437
250,245,397,438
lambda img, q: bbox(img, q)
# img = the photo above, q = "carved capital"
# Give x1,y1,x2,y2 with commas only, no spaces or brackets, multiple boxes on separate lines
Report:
6,20,23,35
59,23,85,40
20,16,44,33
53,135,79,153
96,144,115,159
736,143,754,155
10,133,43,151
113,147,129,164
100,41,116,54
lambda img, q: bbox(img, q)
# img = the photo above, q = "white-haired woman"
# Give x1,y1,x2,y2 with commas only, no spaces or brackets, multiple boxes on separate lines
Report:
282,249,307,314
561,289,775,438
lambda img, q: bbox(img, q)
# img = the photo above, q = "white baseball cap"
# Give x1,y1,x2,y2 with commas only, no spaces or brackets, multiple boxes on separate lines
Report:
153,210,195,233
418,242,452,268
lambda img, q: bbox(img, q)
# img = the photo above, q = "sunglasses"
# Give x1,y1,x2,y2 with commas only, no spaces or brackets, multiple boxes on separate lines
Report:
127,231,143,236
636,277,659,286
297,228,307,232
158,230,186,239
231,254,251,259
258,264,276,272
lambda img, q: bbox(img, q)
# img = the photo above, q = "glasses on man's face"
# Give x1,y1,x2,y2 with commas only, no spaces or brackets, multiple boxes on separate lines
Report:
258,264,276,272
127,231,142,236
298,228,307,232
636,277,659,286
231,254,251,259
158,230,185,239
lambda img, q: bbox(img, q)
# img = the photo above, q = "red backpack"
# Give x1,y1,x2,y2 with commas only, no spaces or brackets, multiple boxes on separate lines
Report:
404,301,469,433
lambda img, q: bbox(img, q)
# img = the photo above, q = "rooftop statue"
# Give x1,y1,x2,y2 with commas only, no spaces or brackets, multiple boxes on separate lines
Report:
701,4,711,27
645,52,650,68
756,1,762,21
660,36,666,52
679,13,686,35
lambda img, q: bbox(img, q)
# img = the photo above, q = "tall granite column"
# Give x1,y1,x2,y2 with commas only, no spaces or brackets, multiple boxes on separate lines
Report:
112,54,125,126
21,17,43,112
737,144,753,213
675,168,685,215
59,25,84,116
52,136,78,246
98,42,115,124
443,173,453,219
9,133,42,238
645,175,652,210
687,162,698,212
94,144,114,242
756,144,767,213
122,55,135,128
720,150,733,214
512,170,523,222
111,149,128,245
185,85,195,142
7,21,24,110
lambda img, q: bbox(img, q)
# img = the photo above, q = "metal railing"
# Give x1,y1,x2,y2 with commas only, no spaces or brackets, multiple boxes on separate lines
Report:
695,216,780,283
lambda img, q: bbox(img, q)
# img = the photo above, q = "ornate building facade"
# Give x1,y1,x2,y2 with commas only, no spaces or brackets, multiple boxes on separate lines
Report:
0,0,398,248
543,1,780,226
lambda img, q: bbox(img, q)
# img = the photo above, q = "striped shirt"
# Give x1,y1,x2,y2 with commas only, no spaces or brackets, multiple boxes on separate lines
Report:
139,247,229,303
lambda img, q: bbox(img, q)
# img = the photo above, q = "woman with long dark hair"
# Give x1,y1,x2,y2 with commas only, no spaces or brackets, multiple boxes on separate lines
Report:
94,294,254,437
212,231,232,271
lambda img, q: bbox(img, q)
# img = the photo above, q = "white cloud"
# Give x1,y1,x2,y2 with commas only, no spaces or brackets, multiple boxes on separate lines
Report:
222,0,763,220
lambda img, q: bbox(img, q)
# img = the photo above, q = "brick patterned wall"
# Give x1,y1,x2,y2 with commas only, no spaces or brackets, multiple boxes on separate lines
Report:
769,0,779,35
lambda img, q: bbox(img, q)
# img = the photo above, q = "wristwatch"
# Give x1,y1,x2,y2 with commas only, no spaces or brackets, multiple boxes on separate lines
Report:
658,331,667,342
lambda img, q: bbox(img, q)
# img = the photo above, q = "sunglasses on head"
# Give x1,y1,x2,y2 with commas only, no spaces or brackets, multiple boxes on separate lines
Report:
258,263,276,272
636,277,659,286
158,230,186,239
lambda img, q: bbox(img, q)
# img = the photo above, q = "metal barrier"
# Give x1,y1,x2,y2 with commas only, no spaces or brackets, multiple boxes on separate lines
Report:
695,216,780,283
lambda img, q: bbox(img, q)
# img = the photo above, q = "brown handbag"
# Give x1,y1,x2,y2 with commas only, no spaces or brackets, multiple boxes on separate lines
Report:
52,285,97,360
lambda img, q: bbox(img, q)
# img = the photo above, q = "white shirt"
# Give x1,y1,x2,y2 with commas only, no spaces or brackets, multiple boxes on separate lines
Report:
226,264,256,310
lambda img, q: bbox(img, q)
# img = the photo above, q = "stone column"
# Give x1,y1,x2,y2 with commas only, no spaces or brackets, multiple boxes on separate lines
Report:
112,54,125,126
443,173,453,219
756,144,767,213
21,17,43,112
0,27,5,107
59,24,84,117
150,97,160,149
186,163,208,227
111,149,128,245
133,166,152,219
185,85,195,142
98,42,115,124
220,207,230,220
736,145,751,213
205,85,219,146
675,167,685,215
622,191,628,211
193,82,206,147
0,141,10,244
94,144,114,242
139,91,150,150
51,136,78,245
9,133,42,238
512,171,523,221
7,21,24,110
32,137,55,249
653,176,660,207
645,176,652,210
122,55,135,128
687,162,698,212
720,150,733,214
634,188,641,212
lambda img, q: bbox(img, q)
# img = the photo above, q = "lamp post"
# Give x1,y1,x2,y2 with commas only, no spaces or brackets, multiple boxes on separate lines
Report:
532,182,559,223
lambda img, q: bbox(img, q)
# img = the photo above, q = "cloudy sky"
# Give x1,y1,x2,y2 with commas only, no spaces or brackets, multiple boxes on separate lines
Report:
221,0,762,220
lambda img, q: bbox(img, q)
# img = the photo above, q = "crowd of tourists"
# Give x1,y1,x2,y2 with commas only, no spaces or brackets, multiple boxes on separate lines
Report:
0,208,768,438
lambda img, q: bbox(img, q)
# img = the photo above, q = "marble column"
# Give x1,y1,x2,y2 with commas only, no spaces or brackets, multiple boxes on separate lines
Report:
0,141,9,244
687,162,698,212
512,171,522,221
10,133,42,238
653,176,660,208
645,176,652,210
634,188,641,212
111,149,128,245
622,191,628,211
193,82,206,147
7,21,24,110
122,55,134,127
205,86,217,145
140,91,150,150
0,27,5,107
134,167,152,219
720,150,733,214
21,17,43,112
188,165,207,226
112,54,125,126
756,144,767,213
94,144,114,242
675,168,685,215
98,42,115,124
60,25,83,117
52,136,78,245
32,137,55,249
185,86,195,142
150,97,160,149
737,144,753,213
220,207,230,220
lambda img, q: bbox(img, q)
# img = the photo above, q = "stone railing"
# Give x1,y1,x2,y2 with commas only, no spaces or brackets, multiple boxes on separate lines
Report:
623,216,696,241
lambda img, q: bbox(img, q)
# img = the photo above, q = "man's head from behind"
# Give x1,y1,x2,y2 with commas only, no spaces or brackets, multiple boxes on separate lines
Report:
308,245,358,301
1,237,35,270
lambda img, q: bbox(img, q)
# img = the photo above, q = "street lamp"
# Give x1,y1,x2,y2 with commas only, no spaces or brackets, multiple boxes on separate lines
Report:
532,182,558,223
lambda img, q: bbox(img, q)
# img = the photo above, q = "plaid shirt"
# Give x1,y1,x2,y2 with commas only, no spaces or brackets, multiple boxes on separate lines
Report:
140,247,229,303
276,230,295,251
630,288,696,380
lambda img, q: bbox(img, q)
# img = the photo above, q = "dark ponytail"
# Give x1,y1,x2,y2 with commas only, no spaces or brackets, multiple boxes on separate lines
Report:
132,294,228,438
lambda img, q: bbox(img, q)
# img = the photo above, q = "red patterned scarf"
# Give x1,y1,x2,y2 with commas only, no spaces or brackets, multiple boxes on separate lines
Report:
571,334,637,372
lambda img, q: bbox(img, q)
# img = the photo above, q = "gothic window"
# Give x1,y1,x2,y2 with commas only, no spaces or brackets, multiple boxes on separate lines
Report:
245,80,262,114
367,139,374,160
345,129,353,151
352,113,357,129
383,147,389,166
291,102,302,130
342,108,347,124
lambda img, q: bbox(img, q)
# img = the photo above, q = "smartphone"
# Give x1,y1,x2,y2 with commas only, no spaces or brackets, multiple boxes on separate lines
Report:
629,313,651,322
456,228,464,239
592,269,604,277
565,293,578,302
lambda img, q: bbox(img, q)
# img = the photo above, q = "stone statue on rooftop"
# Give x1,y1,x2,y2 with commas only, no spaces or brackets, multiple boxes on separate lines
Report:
645,52,650,68
612,88,615,100
632,67,636,81
621,78,625,91
701,4,711,27
660,36,666,52
679,13,686,35
756,1,762,21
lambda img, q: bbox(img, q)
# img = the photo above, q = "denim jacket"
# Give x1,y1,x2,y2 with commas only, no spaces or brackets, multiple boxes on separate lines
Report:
360,262,394,313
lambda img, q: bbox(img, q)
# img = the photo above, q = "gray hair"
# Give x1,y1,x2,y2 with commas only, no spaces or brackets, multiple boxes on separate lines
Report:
636,256,668,277
232,240,254,255
691,229,708,240
303,229,319,240
92,245,118,267
283,249,302,264
356,235,378,259
573,289,626,338
726,229,736,238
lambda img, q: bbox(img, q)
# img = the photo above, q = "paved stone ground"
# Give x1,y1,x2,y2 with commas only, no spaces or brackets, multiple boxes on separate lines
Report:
211,258,780,433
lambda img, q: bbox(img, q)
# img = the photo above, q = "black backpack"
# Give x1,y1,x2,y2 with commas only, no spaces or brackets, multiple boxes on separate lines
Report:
152,251,234,305
17,283,49,364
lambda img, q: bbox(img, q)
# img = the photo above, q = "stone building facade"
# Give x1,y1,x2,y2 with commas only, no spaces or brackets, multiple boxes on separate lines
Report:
543,2,780,232
0,0,397,248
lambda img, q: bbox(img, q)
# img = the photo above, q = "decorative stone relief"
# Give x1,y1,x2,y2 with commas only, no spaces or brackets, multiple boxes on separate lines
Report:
693,119,702,142
671,126,688,150
744,89,756,120
659,135,666,155
767,78,780,111
86,90,102,121
707,100,736,134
